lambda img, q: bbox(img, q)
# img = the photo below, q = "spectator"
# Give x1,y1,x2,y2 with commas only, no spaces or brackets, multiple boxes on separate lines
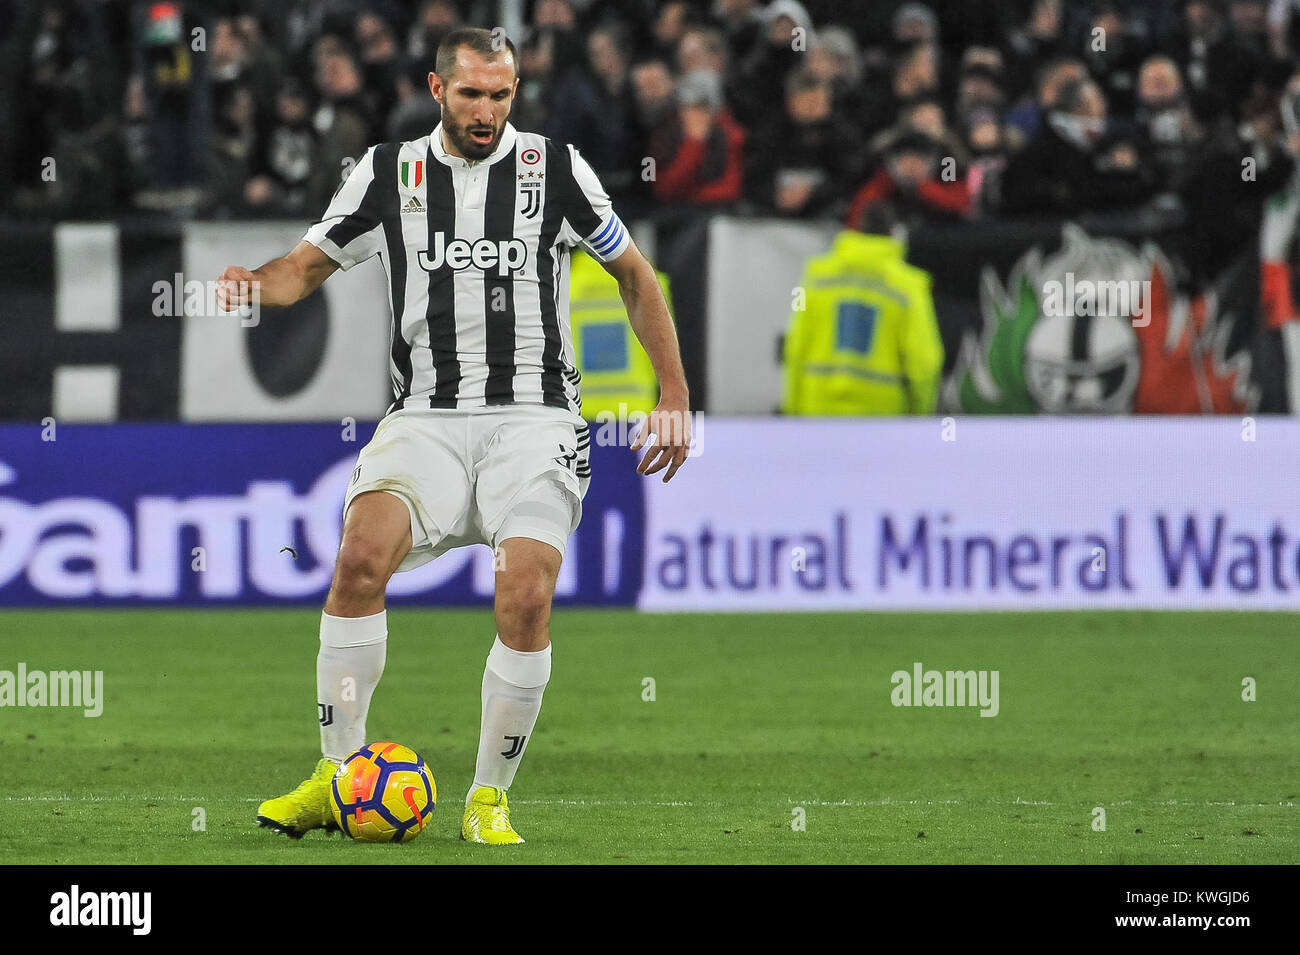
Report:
544,72,605,170
677,25,728,74
389,58,440,142
208,83,259,214
512,27,556,134
963,105,1011,214
13,0,119,212
846,129,973,230
1004,0,1070,97
354,12,404,143
246,77,317,215
581,23,640,201
309,43,369,210
210,18,249,126
233,14,285,112
711,0,764,68
652,1,695,62
534,0,584,68
1227,0,1293,97
872,96,968,170
1134,55,1209,199
807,25,869,121
891,41,941,106
954,49,1021,159
407,0,461,60
1004,56,1088,141
747,70,864,218
630,56,677,161
960,44,1005,75
999,77,1152,216
955,58,1005,129
731,0,810,129
1180,79,1300,274
531,0,598,148
650,69,745,205
1162,0,1251,121
1081,1,1150,117
1229,0,1275,57
892,3,939,49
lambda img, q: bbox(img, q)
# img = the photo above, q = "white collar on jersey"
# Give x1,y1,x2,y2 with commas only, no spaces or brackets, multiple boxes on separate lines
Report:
430,121,518,168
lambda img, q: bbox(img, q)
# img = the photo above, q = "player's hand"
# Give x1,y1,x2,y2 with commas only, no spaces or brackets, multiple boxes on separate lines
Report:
630,398,692,483
216,265,258,312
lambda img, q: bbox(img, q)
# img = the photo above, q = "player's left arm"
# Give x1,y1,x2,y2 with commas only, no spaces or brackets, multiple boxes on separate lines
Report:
601,242,692,483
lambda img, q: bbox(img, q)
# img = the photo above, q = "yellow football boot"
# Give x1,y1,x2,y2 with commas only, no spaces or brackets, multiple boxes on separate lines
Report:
256,757,339,838
460,786,525,845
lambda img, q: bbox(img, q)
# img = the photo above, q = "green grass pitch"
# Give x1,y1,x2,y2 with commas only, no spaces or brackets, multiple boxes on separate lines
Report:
0,609,1294,864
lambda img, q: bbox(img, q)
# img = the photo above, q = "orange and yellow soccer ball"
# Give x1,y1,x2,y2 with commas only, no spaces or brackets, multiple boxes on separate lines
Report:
330,742,437,843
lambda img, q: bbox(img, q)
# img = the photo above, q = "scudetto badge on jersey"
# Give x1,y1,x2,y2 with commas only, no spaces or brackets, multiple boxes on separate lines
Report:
400,159,424,188
520,180,542,218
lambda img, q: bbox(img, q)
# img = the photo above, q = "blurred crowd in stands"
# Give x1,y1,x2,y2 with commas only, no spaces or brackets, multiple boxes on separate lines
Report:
4,0,1300,244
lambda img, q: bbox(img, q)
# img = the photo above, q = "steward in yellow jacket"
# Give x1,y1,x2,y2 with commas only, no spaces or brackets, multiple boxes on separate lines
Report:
782,230,943,415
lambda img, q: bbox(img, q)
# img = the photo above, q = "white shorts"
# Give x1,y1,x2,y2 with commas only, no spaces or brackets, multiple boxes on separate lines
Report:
344,405,591,572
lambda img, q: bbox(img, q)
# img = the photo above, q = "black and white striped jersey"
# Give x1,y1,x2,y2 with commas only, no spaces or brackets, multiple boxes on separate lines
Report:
303,122,630,416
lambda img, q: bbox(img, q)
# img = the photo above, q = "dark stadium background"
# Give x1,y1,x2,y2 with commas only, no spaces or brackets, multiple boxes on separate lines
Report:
3,0,1299,415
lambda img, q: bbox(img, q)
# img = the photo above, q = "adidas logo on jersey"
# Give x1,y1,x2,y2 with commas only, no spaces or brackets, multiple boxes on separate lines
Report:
417,232,528,277
401,196,424,215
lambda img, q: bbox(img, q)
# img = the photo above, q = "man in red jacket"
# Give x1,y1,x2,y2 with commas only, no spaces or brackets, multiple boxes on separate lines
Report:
845,129,972,230
650,68,746,204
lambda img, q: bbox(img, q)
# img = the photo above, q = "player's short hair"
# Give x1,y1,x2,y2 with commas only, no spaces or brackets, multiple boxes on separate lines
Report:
435,27,518,80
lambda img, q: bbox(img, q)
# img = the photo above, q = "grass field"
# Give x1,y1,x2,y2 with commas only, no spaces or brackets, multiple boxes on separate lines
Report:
0,609,1294,864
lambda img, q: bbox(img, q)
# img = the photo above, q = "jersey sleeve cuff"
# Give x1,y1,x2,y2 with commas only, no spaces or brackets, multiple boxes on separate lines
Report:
582,214,630,262
302,226,358,271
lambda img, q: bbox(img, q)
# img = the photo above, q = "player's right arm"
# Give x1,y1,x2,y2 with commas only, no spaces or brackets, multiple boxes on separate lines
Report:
216,241,339,311
218,144,386,312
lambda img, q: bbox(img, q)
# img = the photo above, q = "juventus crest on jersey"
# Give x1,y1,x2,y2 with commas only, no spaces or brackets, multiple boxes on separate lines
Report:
303,122,630,416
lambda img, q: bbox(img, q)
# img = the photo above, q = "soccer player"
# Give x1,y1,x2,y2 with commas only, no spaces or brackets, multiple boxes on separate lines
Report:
217,28,690,844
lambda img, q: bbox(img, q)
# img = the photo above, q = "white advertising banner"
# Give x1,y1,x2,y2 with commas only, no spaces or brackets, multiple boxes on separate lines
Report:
705,217,836,414
180,222,392,420
639,417,1300,611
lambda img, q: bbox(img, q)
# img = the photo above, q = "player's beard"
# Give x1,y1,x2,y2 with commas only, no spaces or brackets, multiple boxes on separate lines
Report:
441,103,501,160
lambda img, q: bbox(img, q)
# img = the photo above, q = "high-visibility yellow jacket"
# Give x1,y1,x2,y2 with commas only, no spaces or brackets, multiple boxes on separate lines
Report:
782,230,943,415
569,249,670,421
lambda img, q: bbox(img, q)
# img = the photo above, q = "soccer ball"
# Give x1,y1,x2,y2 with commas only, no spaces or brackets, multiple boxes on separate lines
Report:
330,742,437,843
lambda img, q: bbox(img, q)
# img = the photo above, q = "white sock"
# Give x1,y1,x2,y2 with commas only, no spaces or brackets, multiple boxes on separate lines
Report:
317,610,387,762
468,636,551,803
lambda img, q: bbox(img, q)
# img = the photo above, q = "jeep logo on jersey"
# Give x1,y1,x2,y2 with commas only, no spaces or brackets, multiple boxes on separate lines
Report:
417,233,528,276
